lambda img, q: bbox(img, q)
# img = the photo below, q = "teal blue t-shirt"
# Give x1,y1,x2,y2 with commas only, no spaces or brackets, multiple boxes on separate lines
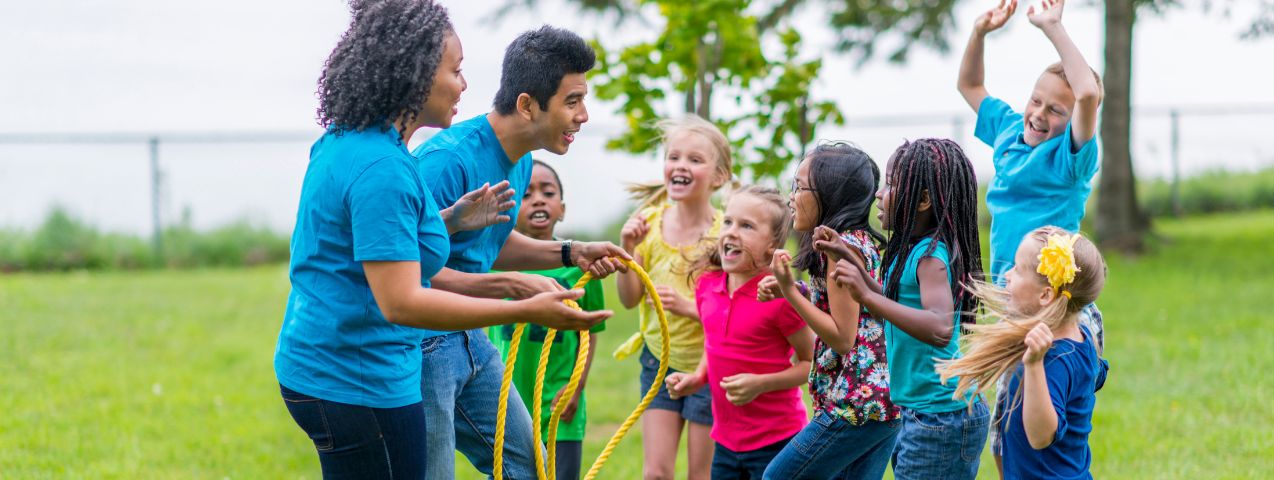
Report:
976,96,1099,285
413,114,534,339
883,237,970,413
275,127,450,408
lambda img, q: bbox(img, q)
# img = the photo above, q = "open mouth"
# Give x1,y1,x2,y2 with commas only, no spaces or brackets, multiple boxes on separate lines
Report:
563,130,577,144
1026,120,1048,137
669,174,692,187
721,242,742,261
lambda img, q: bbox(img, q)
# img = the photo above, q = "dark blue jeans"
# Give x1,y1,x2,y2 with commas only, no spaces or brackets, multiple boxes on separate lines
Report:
763,412,900,480
713,435,794,480
280,384,427,479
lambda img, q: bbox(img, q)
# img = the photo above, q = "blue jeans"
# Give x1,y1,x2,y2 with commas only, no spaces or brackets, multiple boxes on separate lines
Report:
713,435,793,480
892,402,990,480
763,412,901,480
280,384,427,479
420,330,541,480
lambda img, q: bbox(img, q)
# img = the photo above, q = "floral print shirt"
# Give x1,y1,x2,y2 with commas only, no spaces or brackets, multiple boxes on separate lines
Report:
807,230,901,425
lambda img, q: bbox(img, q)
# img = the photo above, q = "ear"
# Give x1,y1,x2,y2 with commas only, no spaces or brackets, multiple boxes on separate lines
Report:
917,189,932,213
516,93,536,121
559,202,567,222
1038,284,1057,308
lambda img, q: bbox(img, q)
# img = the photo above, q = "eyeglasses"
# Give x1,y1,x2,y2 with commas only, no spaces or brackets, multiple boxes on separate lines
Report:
791,179,816,194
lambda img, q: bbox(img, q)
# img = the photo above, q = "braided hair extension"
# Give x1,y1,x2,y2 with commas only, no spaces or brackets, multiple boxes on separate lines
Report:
880,138,985,325
317,0,453,137
793,142,886,284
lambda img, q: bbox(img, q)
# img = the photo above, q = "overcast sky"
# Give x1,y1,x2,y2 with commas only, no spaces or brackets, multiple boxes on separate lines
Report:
2,0,1271,235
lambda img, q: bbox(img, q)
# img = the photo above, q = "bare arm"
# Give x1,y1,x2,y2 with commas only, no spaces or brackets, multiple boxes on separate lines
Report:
1022,323,1060,449
835,257,956,348
958,0,1017,111
363,261,610,331
718,327,814,406
615,214,651,309
493,231,629,278
769,249,861,355
1030,0,1101,150
430,267,562,300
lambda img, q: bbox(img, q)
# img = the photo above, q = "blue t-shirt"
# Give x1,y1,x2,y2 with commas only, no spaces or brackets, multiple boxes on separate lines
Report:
275,127,451,408
1000,326,1100,480
883,238,970,413
413,114,534,338
976,96,1099,284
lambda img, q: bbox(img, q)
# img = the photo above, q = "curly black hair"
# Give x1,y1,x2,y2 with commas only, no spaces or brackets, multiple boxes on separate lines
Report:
317,0,453,136
493,25,596,115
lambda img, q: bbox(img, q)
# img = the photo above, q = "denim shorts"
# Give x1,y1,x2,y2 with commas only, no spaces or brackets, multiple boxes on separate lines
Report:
638,347,713,426
893,401,990,480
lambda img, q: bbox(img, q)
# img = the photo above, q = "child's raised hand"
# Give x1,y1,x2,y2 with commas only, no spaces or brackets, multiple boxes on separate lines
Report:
720,373,764,406
1022,322,1054,364
813,226,854,263
975,0,1018,35
757,275,782,302
664,371,705,399
648,285,694,318
770,249,796,288
620,215,650,251
1028,0,1065,29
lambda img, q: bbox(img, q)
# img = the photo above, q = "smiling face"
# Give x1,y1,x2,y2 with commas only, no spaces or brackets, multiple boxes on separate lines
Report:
719,193,779,276
1003,236,1053,315
419,32,467,129
515,164,565,241
663,131,723,203
529,73,589,155
1022,72,1076,147
789,158,819,232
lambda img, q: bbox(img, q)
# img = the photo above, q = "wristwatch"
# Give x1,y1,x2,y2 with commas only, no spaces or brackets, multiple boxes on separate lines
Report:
561,240,574,267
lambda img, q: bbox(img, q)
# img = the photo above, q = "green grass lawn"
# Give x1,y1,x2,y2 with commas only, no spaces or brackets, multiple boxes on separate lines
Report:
2,211,1271,479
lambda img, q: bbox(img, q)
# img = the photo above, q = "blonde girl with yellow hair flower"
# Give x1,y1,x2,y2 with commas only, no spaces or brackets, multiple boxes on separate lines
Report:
937,226,1108,480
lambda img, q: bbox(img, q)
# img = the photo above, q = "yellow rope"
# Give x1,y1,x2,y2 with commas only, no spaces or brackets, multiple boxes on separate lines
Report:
492,258,670,480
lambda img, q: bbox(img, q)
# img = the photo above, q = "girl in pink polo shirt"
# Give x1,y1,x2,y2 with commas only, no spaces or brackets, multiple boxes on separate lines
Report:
667,185,815,480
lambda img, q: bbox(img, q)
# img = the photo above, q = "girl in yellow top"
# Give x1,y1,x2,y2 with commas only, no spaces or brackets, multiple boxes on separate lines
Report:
616,114,732,480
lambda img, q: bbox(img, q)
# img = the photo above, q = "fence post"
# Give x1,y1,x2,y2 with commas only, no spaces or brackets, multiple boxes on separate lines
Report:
149,136,163,259
1170,109,1181,217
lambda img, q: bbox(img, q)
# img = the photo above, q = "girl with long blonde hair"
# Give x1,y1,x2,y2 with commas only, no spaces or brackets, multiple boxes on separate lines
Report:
937,226,1109,480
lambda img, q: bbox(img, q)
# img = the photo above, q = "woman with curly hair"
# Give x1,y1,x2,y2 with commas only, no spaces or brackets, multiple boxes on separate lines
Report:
274,2,611,477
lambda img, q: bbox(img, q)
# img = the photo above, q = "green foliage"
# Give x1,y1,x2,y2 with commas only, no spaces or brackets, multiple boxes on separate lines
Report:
586,1,837,182
1140,167,1274,217
574,0,966,182
0,207,289,272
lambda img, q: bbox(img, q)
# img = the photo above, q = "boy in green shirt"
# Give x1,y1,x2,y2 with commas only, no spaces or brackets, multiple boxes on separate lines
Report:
489,160,604,480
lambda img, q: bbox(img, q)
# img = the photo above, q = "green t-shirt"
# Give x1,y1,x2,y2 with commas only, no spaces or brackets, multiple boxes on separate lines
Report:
488,266,606,442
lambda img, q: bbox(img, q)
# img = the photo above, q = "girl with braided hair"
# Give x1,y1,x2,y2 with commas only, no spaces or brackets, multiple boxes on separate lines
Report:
937,227,1108,479
830,138,989,479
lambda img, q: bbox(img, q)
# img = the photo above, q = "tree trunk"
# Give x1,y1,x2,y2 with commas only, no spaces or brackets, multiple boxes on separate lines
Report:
1096,0,1148,253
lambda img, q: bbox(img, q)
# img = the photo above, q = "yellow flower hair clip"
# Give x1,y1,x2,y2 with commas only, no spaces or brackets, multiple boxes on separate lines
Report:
1037,233,1081,299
